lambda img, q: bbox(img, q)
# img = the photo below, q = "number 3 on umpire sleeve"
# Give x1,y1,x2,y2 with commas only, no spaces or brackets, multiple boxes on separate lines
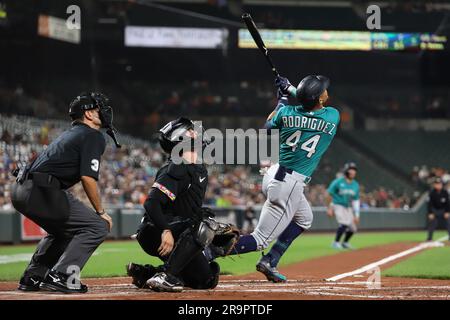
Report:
285,130,320,158
91,159,99,172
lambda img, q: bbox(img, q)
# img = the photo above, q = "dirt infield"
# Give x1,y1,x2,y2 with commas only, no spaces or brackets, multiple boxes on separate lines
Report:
1,242,449,300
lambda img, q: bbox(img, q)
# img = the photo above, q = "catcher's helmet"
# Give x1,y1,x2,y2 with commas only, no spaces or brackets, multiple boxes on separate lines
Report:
343,162,357,177
296,75,330,109
159,117,196,154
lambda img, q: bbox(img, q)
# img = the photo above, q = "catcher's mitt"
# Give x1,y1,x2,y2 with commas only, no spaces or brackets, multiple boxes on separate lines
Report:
209,222,240,257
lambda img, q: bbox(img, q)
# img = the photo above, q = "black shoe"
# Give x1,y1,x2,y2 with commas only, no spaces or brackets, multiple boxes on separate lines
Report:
126,262,160,289
39,270,88,294
146,272,184,292
18,275,43,292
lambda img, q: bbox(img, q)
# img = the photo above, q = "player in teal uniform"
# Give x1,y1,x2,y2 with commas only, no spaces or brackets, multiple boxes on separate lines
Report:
270,95,339,177
326,162,360,249
204,75,340,283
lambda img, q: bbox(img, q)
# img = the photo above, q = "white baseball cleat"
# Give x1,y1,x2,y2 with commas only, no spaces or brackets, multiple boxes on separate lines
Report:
341,242,354,250
332,241,342,249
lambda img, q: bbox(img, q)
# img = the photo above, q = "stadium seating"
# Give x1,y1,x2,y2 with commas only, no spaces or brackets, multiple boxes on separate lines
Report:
349,130,450,175
314,137,416,195
0,115,424,209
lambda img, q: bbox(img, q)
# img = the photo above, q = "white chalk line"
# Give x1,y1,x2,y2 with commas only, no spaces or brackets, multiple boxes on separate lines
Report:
0,248,128,264
0,254,33,265
1,289,448,300
1,237,448,299
90,280,372,288
326,237,448,282
1,283,449,300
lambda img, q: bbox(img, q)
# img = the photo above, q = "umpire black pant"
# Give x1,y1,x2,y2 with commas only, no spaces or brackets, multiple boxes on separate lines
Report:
136,219,217,289
427,209,450,241
22,191,109,278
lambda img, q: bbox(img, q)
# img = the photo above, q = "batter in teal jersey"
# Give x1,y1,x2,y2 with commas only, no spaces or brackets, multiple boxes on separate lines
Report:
204,74,340,283
271,103,339,178
327,162,360,250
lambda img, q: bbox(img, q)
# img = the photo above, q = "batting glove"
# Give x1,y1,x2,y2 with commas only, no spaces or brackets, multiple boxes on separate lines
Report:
275,76,294,95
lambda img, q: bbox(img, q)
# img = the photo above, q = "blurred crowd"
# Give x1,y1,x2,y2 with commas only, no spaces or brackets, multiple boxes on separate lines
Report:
412,165,450,186
0,115,268,210
305,184,416,210
0,115,426,212
342,87,450,119
1,82,448,138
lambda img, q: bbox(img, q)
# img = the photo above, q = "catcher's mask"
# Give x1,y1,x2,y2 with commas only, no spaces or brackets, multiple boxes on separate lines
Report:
69,92,121,148
158,117,209,154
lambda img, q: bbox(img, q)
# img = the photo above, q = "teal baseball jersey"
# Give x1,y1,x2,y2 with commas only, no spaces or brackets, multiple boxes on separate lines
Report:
327,177,360,207
270,104,340,177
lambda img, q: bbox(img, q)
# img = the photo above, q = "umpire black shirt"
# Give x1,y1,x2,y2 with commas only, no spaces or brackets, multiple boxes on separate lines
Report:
428,188,450,212
30,122,106,189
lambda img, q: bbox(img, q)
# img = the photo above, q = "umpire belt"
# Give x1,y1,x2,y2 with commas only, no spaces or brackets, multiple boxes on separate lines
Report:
28,172,63,189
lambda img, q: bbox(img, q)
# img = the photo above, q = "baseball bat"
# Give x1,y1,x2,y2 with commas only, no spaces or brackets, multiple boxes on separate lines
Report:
241,13,279,77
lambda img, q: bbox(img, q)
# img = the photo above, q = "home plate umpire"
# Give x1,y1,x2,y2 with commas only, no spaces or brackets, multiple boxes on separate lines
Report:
10,92,121,294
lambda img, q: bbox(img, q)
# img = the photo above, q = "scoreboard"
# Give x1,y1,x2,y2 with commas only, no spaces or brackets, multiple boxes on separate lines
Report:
370,32,446,51
238,29,447,51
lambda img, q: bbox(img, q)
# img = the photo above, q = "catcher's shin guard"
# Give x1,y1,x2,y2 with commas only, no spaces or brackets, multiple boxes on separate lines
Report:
165,229,204,277
206,261,220,289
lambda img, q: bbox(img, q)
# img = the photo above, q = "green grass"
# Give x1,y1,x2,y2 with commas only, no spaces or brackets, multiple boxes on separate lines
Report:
0,231,444,281
384,246,450,280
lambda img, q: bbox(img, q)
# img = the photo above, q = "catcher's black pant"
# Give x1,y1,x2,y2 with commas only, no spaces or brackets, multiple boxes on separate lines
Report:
21,191,109,278
136,219,217,289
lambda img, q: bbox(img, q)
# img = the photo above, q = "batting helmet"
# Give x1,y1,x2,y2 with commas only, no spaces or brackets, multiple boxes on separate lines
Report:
343,162,357,177
296,75,330,110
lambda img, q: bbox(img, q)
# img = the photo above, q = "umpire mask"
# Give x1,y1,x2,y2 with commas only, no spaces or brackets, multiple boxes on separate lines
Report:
69,92,121,148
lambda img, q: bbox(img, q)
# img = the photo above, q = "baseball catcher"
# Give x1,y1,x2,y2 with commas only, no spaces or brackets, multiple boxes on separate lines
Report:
126,118,239,292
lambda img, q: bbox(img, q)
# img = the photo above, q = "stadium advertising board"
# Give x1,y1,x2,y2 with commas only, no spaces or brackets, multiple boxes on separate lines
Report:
38,14,80,44
125,26,228,49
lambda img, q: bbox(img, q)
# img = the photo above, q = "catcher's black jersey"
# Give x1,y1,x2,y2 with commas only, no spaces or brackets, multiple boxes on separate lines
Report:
151,161,208,222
